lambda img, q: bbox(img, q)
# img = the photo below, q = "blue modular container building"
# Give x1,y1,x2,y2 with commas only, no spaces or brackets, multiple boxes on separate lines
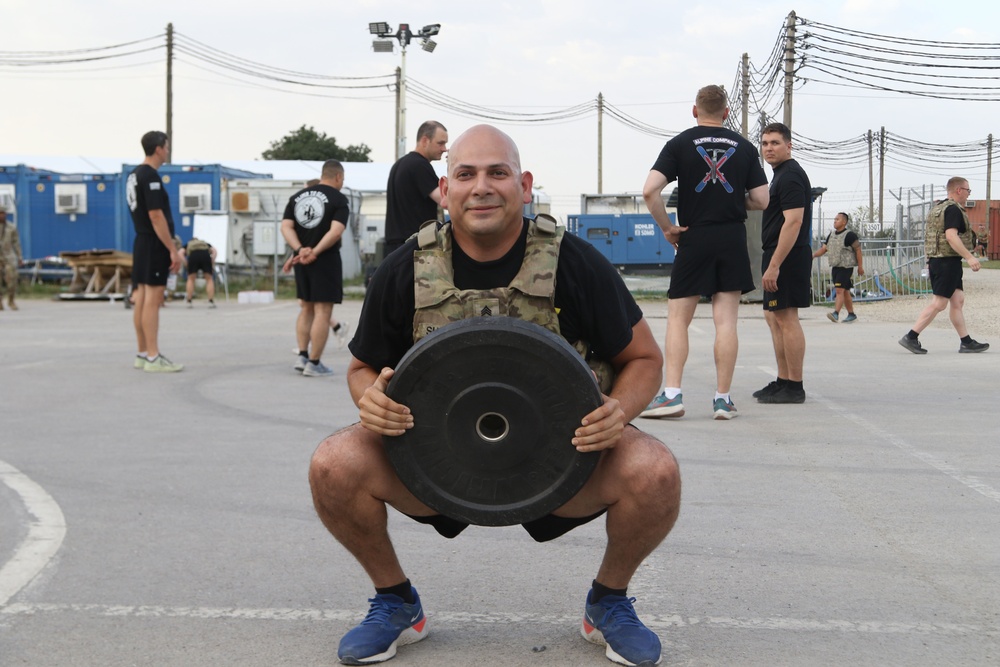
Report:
567,213,676,272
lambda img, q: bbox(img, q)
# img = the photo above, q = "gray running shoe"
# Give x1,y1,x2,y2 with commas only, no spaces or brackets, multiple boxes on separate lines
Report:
302,360,334,377
843,313,858,323
294,354,309,372
827,311,839,323
333,322,351,349
144,355,184,373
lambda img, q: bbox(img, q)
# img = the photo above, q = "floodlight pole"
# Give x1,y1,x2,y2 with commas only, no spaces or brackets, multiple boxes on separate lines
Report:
397,44,408,160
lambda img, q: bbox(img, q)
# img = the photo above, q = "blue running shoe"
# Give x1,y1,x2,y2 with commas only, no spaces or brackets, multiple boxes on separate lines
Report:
639,391,684,419
581,591,662,666
713,398,737,420
337,588,428,664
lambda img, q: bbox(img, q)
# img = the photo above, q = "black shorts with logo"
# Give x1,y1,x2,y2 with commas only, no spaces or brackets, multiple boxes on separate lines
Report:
668,222,755,298
762,245,812,311
928,256,963,298
831,266,854,291
132,233,171,286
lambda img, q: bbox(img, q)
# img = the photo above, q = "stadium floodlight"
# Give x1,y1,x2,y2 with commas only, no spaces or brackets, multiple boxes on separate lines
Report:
421,24,441,37
369,22,392,36
372,39,394,53
421,39,437,53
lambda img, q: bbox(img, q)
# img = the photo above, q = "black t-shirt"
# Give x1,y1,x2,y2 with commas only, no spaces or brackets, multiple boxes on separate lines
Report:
650,126,768,227
943,204,967,234
762,158,812,250
126,164,174,236
350,219,644,373
282,184,350,249
385,151,440,244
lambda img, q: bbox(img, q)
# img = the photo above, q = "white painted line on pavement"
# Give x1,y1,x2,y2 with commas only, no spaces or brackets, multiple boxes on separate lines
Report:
0,459,67,607
0,602,991,637
811,392,1000,503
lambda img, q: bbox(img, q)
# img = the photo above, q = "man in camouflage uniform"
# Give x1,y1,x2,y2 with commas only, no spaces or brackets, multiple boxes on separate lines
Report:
179,237,217,307
307,125,681,667
899,176,989,354
0,208,23,311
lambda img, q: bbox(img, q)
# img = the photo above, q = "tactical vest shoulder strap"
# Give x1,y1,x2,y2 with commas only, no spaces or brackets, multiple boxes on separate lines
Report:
534,213,557,235
417,219,442,249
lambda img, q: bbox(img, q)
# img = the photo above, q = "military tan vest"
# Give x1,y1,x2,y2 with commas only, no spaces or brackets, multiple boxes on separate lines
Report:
412,215,614,393
925,199,974,258
825,229,857,268
187,237,210,252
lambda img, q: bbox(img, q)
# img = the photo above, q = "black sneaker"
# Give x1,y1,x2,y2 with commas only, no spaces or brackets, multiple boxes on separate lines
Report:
752,381,781,399
959,339,990,353
758,385,806,404
898,336,927,355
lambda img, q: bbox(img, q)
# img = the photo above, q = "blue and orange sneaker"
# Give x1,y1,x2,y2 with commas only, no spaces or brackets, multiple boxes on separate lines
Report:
337,587,428,664
581,590,662,666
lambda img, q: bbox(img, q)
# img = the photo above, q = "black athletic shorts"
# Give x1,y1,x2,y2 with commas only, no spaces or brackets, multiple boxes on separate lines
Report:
186,249,213,275
668,222,755,299
762,245,812,311
831,266,854,291
928,256,964,298
293,250,343,303
406,508,607,543
132,233,171,286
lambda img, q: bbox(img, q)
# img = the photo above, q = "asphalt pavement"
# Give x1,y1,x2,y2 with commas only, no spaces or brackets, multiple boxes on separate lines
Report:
1,294,998,666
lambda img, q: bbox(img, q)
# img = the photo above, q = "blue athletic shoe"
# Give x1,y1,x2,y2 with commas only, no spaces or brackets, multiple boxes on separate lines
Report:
713,398,737,420
639,391,684,419
337,588,428,664
581,591,662,666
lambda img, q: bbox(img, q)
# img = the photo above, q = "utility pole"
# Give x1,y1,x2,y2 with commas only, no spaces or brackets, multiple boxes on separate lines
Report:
597,93,604,194
166,22,173,162
782,11,796,130
867,130,874,222
878,126,886,232
987,134,993,253
741,53,749,138
394,66,402,160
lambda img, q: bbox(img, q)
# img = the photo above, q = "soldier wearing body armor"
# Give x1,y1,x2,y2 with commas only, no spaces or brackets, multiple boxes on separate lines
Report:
307,125,680,667
179,237,217,308
0,208,23,311
899,177,989,354
813,212,864,323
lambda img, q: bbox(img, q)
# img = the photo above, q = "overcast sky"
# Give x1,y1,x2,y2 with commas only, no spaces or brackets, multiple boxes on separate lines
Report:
4,0,1000,225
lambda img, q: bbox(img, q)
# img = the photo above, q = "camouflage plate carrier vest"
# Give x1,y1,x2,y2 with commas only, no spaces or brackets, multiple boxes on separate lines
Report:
826,229,857,268
412,215,615,393
187,237,210,252
925,199,974,258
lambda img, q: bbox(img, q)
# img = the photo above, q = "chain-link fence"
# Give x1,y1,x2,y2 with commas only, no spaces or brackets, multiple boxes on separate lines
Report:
811,239,930,305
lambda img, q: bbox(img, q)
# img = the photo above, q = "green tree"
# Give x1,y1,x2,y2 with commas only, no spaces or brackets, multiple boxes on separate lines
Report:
262,125,372,162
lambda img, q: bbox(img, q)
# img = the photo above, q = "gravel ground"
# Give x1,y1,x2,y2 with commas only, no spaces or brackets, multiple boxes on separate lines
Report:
849,265,1000,339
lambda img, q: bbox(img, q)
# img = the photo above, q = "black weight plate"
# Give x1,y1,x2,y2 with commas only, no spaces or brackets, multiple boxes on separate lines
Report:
384,317,603,526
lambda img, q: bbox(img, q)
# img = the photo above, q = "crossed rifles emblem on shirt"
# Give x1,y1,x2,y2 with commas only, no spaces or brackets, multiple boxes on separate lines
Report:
695,146,736,194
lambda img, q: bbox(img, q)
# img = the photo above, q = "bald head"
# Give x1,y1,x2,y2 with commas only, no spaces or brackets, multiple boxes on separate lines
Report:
447,125,521,176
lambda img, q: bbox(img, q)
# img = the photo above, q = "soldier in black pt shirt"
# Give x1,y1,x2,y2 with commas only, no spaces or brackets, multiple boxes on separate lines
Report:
280,160,350,377
755,122,812,404
126,131,184,373
383,120,448,256
641,85,769,421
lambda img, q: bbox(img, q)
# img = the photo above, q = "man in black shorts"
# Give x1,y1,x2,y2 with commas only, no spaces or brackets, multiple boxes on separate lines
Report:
180,237,217,308
280,160,350,377
899,176,989,354
756,122,811,404
126,131,184,373
812,212,864,323
641,85,769,420
308,125,680,666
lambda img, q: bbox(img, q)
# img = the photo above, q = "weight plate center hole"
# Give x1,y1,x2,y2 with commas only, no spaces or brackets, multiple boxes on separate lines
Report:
476,412,509,443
